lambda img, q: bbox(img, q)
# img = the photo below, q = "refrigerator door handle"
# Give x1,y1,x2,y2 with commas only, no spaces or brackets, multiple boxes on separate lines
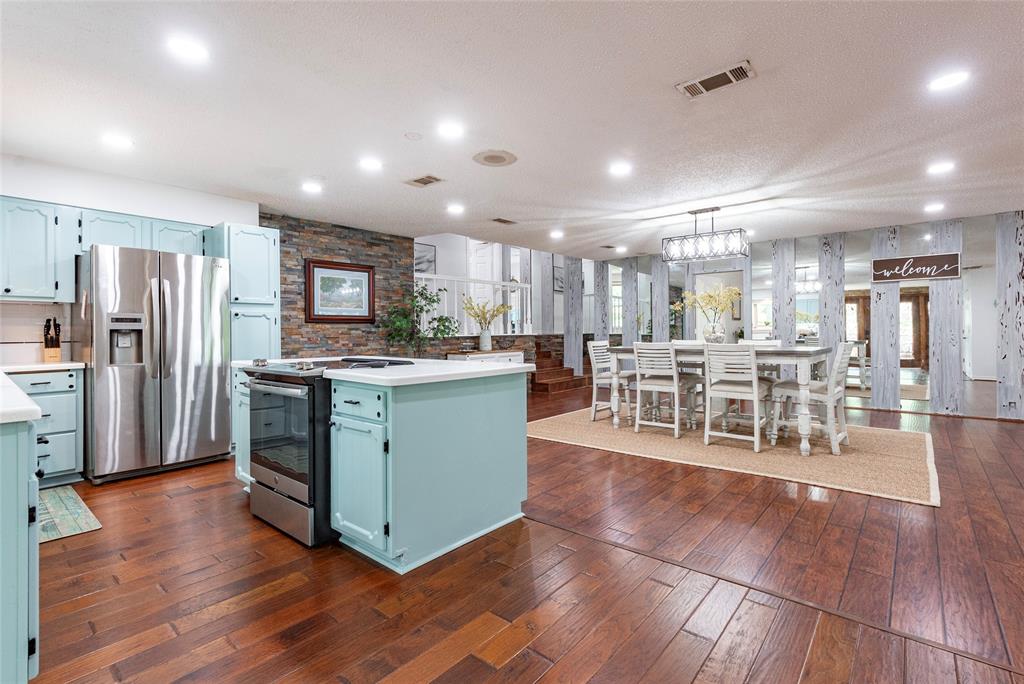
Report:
148,278,160,379
161,278,173,379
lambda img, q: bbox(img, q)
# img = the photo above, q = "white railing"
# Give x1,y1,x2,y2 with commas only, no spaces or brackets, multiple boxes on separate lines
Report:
415,273,533,336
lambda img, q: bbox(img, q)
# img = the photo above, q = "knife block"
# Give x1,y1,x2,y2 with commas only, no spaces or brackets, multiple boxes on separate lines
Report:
43,347,61,363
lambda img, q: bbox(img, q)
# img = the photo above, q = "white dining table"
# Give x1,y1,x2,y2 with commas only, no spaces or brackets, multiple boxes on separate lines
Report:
607,342,833,456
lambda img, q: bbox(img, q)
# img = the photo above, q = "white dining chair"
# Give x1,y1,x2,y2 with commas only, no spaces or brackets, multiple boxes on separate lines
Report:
703,344,773,452
770,341,856,455
633,343,703,438
588,340,633,422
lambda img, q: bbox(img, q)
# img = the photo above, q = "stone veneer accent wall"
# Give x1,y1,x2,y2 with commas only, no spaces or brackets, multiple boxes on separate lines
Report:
259,212,414,357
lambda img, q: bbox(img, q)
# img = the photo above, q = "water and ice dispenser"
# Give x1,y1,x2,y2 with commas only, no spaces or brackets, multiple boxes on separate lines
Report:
107,314,144,365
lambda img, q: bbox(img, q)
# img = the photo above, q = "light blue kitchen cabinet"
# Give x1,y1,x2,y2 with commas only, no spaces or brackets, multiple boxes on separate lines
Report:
80,209,146,251
9,369,84,487
328,374,527,574
230,307,281,362
0,419,40,683
330,416,389,552
204,223,280,305
0,198,57,300
150,219,206,255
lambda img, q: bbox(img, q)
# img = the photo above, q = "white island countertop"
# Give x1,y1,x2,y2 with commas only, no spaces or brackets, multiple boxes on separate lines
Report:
232,355,536,387
0,372,43,424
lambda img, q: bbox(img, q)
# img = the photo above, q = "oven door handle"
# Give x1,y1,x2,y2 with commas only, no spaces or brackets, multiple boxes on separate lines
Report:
248,381,309,398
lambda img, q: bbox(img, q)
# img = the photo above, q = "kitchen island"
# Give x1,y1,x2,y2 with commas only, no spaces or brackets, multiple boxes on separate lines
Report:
232,356,535,574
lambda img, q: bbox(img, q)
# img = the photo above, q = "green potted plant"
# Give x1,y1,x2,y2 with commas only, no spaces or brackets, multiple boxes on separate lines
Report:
378,284,460,354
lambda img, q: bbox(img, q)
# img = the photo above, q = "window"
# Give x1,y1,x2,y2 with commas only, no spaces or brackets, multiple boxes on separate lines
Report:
899,300,914,359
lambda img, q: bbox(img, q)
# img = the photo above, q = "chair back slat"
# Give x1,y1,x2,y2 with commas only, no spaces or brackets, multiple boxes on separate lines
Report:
704,343,757,383
588,340,612,370
830,341,858,391
634,343,678,380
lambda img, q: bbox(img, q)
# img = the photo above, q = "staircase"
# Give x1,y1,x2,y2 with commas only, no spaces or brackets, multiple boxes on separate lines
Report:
530,341,592,393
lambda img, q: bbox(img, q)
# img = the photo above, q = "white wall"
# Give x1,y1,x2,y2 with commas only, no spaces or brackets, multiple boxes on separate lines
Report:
414,233,469,278
1,155,258,225
964,265,997,380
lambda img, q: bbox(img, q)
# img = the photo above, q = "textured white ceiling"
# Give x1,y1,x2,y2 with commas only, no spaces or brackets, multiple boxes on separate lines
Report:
2,2,1022,260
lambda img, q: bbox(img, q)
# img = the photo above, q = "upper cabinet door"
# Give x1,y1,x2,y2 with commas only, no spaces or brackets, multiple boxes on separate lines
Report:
0,198,57,299
228,225,279,305
151,220,206,255
81,210,146,251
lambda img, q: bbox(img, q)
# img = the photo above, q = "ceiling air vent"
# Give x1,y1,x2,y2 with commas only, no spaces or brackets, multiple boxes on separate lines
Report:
404,175,444,188
492,217,517,225
675,60,756,100
473,150,518,167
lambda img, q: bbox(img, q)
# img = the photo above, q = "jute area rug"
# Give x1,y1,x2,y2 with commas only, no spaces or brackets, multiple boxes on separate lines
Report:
846,384,930,401
528,409,939,506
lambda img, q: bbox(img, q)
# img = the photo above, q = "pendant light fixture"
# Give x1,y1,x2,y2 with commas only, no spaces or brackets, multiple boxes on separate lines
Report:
794,266,823,294
661,207,749,262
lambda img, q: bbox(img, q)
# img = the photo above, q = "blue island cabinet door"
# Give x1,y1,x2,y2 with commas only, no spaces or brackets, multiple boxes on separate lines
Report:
330,417,388,552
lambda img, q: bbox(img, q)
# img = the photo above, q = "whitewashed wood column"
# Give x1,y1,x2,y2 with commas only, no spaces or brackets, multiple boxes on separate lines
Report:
818,233,846,366
500,244,512,333
539,251,554,333
650,256,670,342
770,239,796,379
929,220,964,414
593,260,610,341
563,257,584,375
996,210,1024,419
519,248,532,333
870,226,901,409
621,257,639,346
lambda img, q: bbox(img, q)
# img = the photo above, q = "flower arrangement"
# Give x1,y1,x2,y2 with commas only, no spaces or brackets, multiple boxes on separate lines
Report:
462,297,512,328
679,284,742,326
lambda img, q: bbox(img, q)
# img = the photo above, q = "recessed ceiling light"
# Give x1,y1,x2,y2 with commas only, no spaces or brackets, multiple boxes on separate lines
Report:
437,120,465,140
928,70,969,92
446,203,465,216
301,180,323,194
608,161,632,178
100,131,134,151
550,229,564,239
166,34,209,66
359,157,383,172
924,202,945,213
615,246,627,253
927,160,955,175
923,233,933,241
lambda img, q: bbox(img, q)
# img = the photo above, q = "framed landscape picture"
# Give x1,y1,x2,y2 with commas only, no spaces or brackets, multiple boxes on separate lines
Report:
304,259,375,323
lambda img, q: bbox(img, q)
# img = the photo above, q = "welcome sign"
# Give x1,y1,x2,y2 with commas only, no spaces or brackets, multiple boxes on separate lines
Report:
871,252,961,283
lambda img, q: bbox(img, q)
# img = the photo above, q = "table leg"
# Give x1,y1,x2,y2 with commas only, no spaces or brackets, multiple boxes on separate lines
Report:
797,359,812,456
610,354,621,429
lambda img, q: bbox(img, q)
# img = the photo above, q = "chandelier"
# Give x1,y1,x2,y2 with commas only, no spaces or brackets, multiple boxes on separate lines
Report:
795,266,822,294
661,207,749,262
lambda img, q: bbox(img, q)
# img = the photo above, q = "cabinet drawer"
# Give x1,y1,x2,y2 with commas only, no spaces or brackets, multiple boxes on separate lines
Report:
35,431,77,475
32,393,78,433
10,370,79,395
332,384,387,422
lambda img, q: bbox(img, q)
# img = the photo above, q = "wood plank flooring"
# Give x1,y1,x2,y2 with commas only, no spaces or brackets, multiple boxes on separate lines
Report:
33,387,1024,682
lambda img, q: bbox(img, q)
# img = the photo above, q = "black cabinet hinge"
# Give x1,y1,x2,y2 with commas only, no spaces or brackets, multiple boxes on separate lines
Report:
55,280,59,290
54,216,58,225
384,440,389,454
78,218,82,227
77,234,83,243
28,505,36,525
384,523,390,536
28,637,36,657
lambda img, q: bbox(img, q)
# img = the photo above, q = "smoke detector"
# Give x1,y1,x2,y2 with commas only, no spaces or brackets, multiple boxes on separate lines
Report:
404,175,444,188
675,60,756,99
473,150,518,167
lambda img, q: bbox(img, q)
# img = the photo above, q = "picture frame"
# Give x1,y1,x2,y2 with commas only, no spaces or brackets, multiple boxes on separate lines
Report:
414,243,436,274
304,259,375,323
553,265,564,293
731,297,742,321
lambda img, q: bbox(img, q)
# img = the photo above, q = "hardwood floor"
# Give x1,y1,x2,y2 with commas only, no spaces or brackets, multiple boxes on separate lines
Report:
35,387,1024,682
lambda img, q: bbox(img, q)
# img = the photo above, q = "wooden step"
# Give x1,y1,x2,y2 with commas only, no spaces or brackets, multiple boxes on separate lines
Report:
531,367,575,382
533,358,563,370
530,373,592,393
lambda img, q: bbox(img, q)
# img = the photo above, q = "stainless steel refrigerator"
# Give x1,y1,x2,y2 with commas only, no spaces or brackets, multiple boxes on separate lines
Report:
73,245,231,482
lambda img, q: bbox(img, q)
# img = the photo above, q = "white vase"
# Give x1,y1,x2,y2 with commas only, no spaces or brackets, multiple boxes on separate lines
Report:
479,329,492,351
703,321,726,344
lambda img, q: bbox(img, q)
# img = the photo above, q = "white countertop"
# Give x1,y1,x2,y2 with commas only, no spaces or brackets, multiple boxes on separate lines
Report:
232,355,536,387
0,361,86,373
0,372,43,424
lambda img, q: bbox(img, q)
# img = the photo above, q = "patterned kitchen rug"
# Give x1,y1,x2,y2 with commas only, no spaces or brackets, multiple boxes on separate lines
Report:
38,485,101,542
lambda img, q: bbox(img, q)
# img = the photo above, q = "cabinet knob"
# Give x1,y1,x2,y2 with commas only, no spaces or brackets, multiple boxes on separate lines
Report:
35,469,45,479
3,288,10,294
233,296,239,301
